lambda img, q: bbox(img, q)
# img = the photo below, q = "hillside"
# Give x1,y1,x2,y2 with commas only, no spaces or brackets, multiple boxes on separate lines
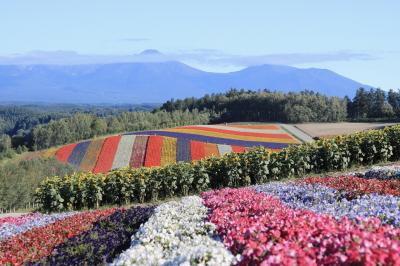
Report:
41,123,312,173
0,62,368,103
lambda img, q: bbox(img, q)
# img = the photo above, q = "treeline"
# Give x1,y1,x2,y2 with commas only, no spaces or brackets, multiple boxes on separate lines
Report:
347,88,400,120
160,88,400,123
0,106,66,153
0,104,160,154
160,89,348,123
0,104,153,137
32,109,209,150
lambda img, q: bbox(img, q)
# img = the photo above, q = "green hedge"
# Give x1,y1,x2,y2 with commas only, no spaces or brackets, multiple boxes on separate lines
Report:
35,125,400,211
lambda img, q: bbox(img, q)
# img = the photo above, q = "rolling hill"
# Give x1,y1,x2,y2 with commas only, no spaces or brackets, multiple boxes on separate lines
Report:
0,62,368,103
37,123,313,173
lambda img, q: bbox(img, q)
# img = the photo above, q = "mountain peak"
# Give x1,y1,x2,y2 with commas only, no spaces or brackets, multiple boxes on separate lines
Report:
139,49,163,55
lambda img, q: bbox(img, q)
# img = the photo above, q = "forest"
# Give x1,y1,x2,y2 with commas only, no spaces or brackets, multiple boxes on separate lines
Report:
31,109,209,150
0,103,162,155
159,88,400,123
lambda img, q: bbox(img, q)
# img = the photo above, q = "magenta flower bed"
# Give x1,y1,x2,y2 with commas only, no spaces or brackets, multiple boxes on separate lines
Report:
202,188,400,265
0,213,40,227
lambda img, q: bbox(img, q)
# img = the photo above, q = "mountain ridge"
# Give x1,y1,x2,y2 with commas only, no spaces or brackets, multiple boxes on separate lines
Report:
0,61,369,103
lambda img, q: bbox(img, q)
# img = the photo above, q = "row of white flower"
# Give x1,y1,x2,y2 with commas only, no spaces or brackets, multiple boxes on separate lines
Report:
110,196,237,266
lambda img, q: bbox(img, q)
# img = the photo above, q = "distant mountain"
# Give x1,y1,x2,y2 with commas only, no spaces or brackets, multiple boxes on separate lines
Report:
0,61,368,103
139,49,164,55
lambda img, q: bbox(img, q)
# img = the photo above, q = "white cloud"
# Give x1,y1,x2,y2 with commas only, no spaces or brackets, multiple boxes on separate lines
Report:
120,38,150,42
0,49,376,69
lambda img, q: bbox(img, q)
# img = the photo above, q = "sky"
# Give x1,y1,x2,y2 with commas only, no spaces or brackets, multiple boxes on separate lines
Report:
0,0,399,89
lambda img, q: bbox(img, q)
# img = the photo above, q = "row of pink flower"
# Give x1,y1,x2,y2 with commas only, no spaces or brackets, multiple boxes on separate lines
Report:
202,188,400,266
0,213,41,227
299,175,400,197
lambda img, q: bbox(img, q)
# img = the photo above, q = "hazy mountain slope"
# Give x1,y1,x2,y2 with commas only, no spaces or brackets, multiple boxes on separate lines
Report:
0,62,368,103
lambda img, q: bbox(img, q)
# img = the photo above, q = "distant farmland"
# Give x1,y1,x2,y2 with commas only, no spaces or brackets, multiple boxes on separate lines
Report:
40,124,312,173
295,122,399,138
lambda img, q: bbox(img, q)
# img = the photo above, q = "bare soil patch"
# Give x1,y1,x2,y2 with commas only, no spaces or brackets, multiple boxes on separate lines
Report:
295,122,398,138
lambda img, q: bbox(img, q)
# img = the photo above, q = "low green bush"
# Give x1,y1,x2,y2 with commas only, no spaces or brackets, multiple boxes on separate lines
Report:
35,125,400,212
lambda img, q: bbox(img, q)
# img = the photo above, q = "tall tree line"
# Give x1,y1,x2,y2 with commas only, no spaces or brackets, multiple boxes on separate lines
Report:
160,89,348,123
347,88,399,120
0,104,159,153
160,88,400,123
32,109,209,150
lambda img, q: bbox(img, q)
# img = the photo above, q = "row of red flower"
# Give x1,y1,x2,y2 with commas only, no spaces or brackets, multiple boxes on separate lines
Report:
0,208,118,265
202,188,400,266
300,175,400,197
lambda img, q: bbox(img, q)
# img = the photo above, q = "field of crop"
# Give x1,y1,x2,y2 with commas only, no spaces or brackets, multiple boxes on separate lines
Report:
47,123,309,173
1,164,399,265
295,122,399,138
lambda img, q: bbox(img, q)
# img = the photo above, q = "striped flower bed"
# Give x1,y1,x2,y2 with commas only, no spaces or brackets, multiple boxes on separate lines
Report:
190,140,206,161
50,124,309,173
160,136,177,166
112,135,136,170
170,126,297,142
79,138,105,172
217,144,232,156
176,137,191,162
0,208,117,265
225,124,280,130
92,135,121,173
3,164,400,264
111,197,236,265
128,130,290,149
202,188,400,265
129,135,148,168
144,136,164,167
364,165,400,180
38,206,154,265
41,147,58,159
55,143,77,163
204,142,220,157
254,182,400,226
0,213,39,227
67,141,91,168
300,175,400,197
0,212,77,241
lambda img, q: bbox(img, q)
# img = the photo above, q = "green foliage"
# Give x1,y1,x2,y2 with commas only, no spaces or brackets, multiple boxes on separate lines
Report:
348,88,398,120
0,134,15,159
0,158,75,210
0,103,158,151
161,88,400,123
159,89,348,123
0,134,12,153
36,125,400,212
32,109,209,150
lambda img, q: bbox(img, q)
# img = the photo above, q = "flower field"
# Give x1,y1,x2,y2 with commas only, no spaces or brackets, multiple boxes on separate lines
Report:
2,164,400,265
47,123,308,173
